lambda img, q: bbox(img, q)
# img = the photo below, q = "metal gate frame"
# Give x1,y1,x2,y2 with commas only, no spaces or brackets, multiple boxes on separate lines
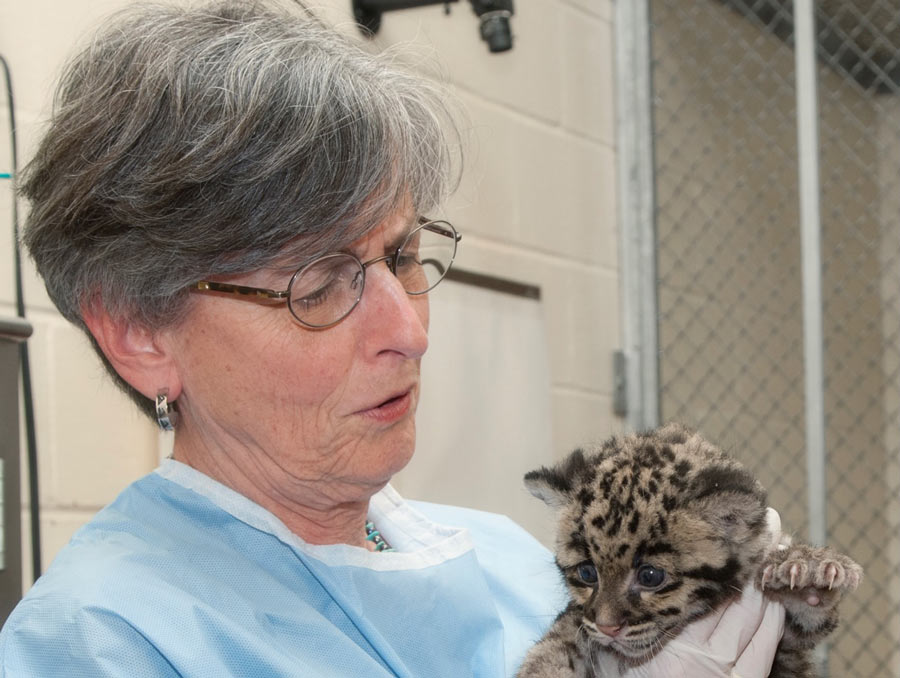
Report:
614,0,828,546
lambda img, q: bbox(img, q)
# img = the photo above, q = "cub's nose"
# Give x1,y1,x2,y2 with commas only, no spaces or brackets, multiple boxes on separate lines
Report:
597,624,623,637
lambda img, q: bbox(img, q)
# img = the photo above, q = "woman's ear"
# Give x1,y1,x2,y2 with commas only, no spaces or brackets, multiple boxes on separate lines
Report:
81,303,182,402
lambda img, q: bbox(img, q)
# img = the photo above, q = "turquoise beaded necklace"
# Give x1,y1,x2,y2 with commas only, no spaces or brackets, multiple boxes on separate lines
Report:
364,521,394,552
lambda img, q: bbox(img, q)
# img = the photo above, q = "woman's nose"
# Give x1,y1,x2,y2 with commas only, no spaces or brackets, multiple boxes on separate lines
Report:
361,262,429,359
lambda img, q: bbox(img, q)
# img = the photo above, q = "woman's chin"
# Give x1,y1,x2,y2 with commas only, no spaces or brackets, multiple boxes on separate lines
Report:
359,422,417,486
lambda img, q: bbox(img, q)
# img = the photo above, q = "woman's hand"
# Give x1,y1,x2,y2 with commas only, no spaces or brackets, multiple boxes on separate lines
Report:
626,575,785,677
612,508,786,678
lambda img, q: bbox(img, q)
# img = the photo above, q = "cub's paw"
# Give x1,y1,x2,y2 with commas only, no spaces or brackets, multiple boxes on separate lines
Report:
759,544,862,608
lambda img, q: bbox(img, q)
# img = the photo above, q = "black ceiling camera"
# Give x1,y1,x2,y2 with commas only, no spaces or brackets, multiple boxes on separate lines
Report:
352,0,515,53
469,0,513,53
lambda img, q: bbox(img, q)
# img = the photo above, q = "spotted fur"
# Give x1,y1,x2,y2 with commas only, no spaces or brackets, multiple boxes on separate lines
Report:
517,424,861,678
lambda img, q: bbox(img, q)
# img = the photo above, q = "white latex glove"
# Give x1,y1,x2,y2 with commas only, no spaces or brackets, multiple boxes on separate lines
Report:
598,508,786,678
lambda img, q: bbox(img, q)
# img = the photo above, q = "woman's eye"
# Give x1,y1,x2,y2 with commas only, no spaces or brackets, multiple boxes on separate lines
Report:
395,252,419,270
295,284,331,310
635,564,666,589
293,272,344,309
575,561,598,585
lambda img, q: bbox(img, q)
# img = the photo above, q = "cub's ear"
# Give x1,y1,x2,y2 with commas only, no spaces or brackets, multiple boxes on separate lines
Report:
524,448,590,509
687,463,766,505
686,464,768,539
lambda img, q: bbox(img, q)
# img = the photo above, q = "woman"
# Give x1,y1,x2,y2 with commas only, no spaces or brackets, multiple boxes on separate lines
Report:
0,2,783,676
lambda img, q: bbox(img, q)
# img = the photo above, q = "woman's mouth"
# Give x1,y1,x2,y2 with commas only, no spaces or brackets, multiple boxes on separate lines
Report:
358,390,413,423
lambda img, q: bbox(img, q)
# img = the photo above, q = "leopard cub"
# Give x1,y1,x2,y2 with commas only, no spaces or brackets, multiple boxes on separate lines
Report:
517,424,861,678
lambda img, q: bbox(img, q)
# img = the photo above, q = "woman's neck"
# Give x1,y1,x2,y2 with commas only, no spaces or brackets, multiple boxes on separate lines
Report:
172,428,380,549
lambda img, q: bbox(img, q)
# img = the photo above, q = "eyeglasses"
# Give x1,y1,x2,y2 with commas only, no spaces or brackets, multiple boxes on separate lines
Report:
192,219,460,329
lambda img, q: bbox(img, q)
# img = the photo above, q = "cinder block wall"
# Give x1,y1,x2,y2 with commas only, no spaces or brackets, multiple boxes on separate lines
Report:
0,0,621,583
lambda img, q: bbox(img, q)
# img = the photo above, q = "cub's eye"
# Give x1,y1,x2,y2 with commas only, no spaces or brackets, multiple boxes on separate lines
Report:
575,561,599,585
636,564,666,589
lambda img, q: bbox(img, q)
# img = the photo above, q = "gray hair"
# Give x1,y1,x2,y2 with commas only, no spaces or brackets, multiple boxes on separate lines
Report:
22,0,462,418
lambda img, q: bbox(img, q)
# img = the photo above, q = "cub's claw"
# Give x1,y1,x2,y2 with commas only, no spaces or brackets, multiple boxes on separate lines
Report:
826,563,837,590
760,564,774,590
789,563,801,590
759,544,862,603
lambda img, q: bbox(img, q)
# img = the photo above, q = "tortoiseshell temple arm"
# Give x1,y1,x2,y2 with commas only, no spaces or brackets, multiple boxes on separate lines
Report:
193,280,290,301
422,221,462,242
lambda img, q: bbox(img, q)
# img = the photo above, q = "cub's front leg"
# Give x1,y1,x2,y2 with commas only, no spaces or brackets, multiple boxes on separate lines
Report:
760,543,862,646
759,543,862,678
518,603,588,678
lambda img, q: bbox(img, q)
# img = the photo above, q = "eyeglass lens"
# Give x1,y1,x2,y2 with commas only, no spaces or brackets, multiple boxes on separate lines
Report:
287,221,457,328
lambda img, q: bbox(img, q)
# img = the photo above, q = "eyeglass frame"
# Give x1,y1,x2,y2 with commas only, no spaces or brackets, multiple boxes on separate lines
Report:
191,218,461,329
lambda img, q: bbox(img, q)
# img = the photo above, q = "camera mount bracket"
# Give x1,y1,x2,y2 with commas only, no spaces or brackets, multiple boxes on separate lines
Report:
352,0,514,52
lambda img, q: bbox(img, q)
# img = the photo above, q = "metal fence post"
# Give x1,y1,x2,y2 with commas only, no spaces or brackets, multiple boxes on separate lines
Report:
793,0,827,549
615,0,660,432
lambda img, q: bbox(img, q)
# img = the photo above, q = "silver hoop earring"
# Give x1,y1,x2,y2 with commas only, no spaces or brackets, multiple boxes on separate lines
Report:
156,388,178,431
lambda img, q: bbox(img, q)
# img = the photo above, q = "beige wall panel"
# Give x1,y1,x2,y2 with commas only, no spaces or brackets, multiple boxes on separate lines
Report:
47,325,158,508
446,93,521,241
372,0,565,124
514,130,618,265
562,0,611,21
560,5,615,143
450,235,620,396
0,0,134,115
550,388,623,460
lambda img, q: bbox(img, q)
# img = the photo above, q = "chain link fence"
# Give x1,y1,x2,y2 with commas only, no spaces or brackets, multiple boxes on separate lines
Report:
648,0,899,675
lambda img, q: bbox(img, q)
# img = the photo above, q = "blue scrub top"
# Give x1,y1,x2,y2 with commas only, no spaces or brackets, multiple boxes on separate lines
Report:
0,460,566,677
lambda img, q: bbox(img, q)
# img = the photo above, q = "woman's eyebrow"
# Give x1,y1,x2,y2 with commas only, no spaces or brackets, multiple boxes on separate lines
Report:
387,228,413,251
379,218,419,253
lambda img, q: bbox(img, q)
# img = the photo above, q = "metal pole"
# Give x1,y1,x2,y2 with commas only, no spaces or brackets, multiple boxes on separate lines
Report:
793,0,827,548
615,0,659,432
